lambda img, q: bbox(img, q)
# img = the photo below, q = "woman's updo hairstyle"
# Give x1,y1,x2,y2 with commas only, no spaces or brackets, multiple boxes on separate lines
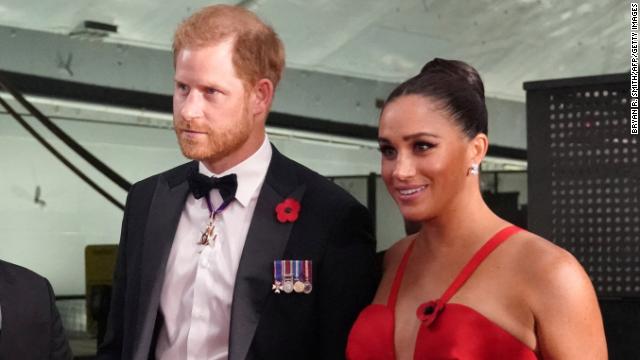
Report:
385,58,488,138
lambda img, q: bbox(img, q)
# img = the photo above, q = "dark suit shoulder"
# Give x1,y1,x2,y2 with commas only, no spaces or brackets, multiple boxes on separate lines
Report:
132,161,196,191
124,161,196,204
0,260,73,360
0,259,49,288
277,154,362,209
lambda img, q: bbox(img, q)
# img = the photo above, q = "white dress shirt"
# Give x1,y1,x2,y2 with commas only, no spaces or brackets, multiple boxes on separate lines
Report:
156,137,272,360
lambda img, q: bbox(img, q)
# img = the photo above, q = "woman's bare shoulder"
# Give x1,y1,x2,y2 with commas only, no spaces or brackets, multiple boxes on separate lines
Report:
511,233,606,357
511,231,596,307
512,231,583,277
382,235,417,271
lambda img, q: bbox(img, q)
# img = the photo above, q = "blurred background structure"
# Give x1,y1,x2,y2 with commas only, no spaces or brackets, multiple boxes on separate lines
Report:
0,0,633,358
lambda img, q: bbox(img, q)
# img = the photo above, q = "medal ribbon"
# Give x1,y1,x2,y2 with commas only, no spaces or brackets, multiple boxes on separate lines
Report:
293,260,301,281
204,194,233,219
283,260,292,279
273,260,283,283
304,260,312,283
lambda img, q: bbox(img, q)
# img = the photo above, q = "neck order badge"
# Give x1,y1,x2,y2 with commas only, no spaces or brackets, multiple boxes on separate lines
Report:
188,171,238,246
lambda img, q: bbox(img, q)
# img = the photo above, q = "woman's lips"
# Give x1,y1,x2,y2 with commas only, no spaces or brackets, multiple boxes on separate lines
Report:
396,185,427,200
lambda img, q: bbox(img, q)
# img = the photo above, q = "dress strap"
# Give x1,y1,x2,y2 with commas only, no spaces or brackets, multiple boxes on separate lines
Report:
439,225,522,305
387,238,416,308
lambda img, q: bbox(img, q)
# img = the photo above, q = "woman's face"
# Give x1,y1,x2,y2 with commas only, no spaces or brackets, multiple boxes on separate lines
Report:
378,94,474,222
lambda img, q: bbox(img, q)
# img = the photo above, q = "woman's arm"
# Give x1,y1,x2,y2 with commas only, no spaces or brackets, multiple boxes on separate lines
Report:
530,246,608,359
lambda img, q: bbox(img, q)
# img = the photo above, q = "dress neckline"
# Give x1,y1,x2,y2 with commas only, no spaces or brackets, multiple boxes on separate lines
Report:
345,225,538,360
387,225,522,326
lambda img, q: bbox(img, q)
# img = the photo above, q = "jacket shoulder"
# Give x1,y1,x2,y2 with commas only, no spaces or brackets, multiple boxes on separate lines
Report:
132,161,196,190
0,259,48,287
120,161,195,215
279,155,363,209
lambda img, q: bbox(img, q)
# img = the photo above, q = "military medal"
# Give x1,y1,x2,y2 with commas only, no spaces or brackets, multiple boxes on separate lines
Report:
199,215,217,246
198,193,233,246
272,260,283,293
293,260,305,293
303,260,313,294
273,259,312,295
282,260,294,293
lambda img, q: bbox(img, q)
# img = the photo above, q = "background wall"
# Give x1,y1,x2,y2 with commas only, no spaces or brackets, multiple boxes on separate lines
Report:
0,23,528,297
0,99,382,295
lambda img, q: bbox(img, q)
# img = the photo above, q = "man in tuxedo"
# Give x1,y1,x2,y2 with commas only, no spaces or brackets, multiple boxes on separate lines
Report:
0,259,73,359
98,4,377,360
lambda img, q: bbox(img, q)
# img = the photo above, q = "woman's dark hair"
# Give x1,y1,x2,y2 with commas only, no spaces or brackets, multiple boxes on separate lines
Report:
385,58,488,138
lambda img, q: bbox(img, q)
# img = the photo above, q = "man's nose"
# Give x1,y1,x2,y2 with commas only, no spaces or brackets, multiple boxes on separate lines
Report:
180,91,204,120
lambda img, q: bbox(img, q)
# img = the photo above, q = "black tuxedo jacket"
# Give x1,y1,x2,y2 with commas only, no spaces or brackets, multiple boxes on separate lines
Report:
0,260,72,360
98,145,377,360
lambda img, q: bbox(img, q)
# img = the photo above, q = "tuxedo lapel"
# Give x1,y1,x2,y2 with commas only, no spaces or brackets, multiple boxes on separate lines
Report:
133,162,195,360
229,147,306,360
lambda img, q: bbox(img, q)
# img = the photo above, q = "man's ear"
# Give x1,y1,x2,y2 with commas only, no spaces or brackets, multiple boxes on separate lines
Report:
468,132,489,165
251,78,274,119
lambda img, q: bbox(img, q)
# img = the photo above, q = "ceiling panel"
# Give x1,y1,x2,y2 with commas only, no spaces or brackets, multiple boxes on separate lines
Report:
0,0,628,100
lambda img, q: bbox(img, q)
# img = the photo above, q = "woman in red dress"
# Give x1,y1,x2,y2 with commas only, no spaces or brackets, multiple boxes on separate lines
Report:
346,59,607,359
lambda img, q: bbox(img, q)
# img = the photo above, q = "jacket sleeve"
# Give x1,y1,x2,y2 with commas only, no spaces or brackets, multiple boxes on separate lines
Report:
47,279,73,360
96,184,135,359
316,200,378,360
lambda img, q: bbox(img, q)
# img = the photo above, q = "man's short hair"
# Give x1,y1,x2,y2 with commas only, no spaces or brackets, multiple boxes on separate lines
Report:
173,5,286,89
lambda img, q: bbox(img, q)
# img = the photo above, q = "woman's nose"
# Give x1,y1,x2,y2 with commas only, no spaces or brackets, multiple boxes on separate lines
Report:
393,153,416,181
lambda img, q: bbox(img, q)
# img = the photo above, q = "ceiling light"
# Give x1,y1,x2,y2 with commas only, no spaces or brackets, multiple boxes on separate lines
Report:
69,20,117,40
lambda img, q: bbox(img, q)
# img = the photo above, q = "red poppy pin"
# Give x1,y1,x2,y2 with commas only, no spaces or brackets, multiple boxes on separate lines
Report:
276,198,301,223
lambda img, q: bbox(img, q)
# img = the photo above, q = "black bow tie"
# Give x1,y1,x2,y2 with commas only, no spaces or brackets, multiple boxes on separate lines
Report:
188,171,238,204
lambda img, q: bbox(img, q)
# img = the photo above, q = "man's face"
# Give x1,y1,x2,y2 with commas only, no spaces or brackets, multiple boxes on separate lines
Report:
173,39,261,173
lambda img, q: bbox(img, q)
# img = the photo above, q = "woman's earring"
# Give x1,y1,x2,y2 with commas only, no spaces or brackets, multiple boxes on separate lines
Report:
468,163,479,176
